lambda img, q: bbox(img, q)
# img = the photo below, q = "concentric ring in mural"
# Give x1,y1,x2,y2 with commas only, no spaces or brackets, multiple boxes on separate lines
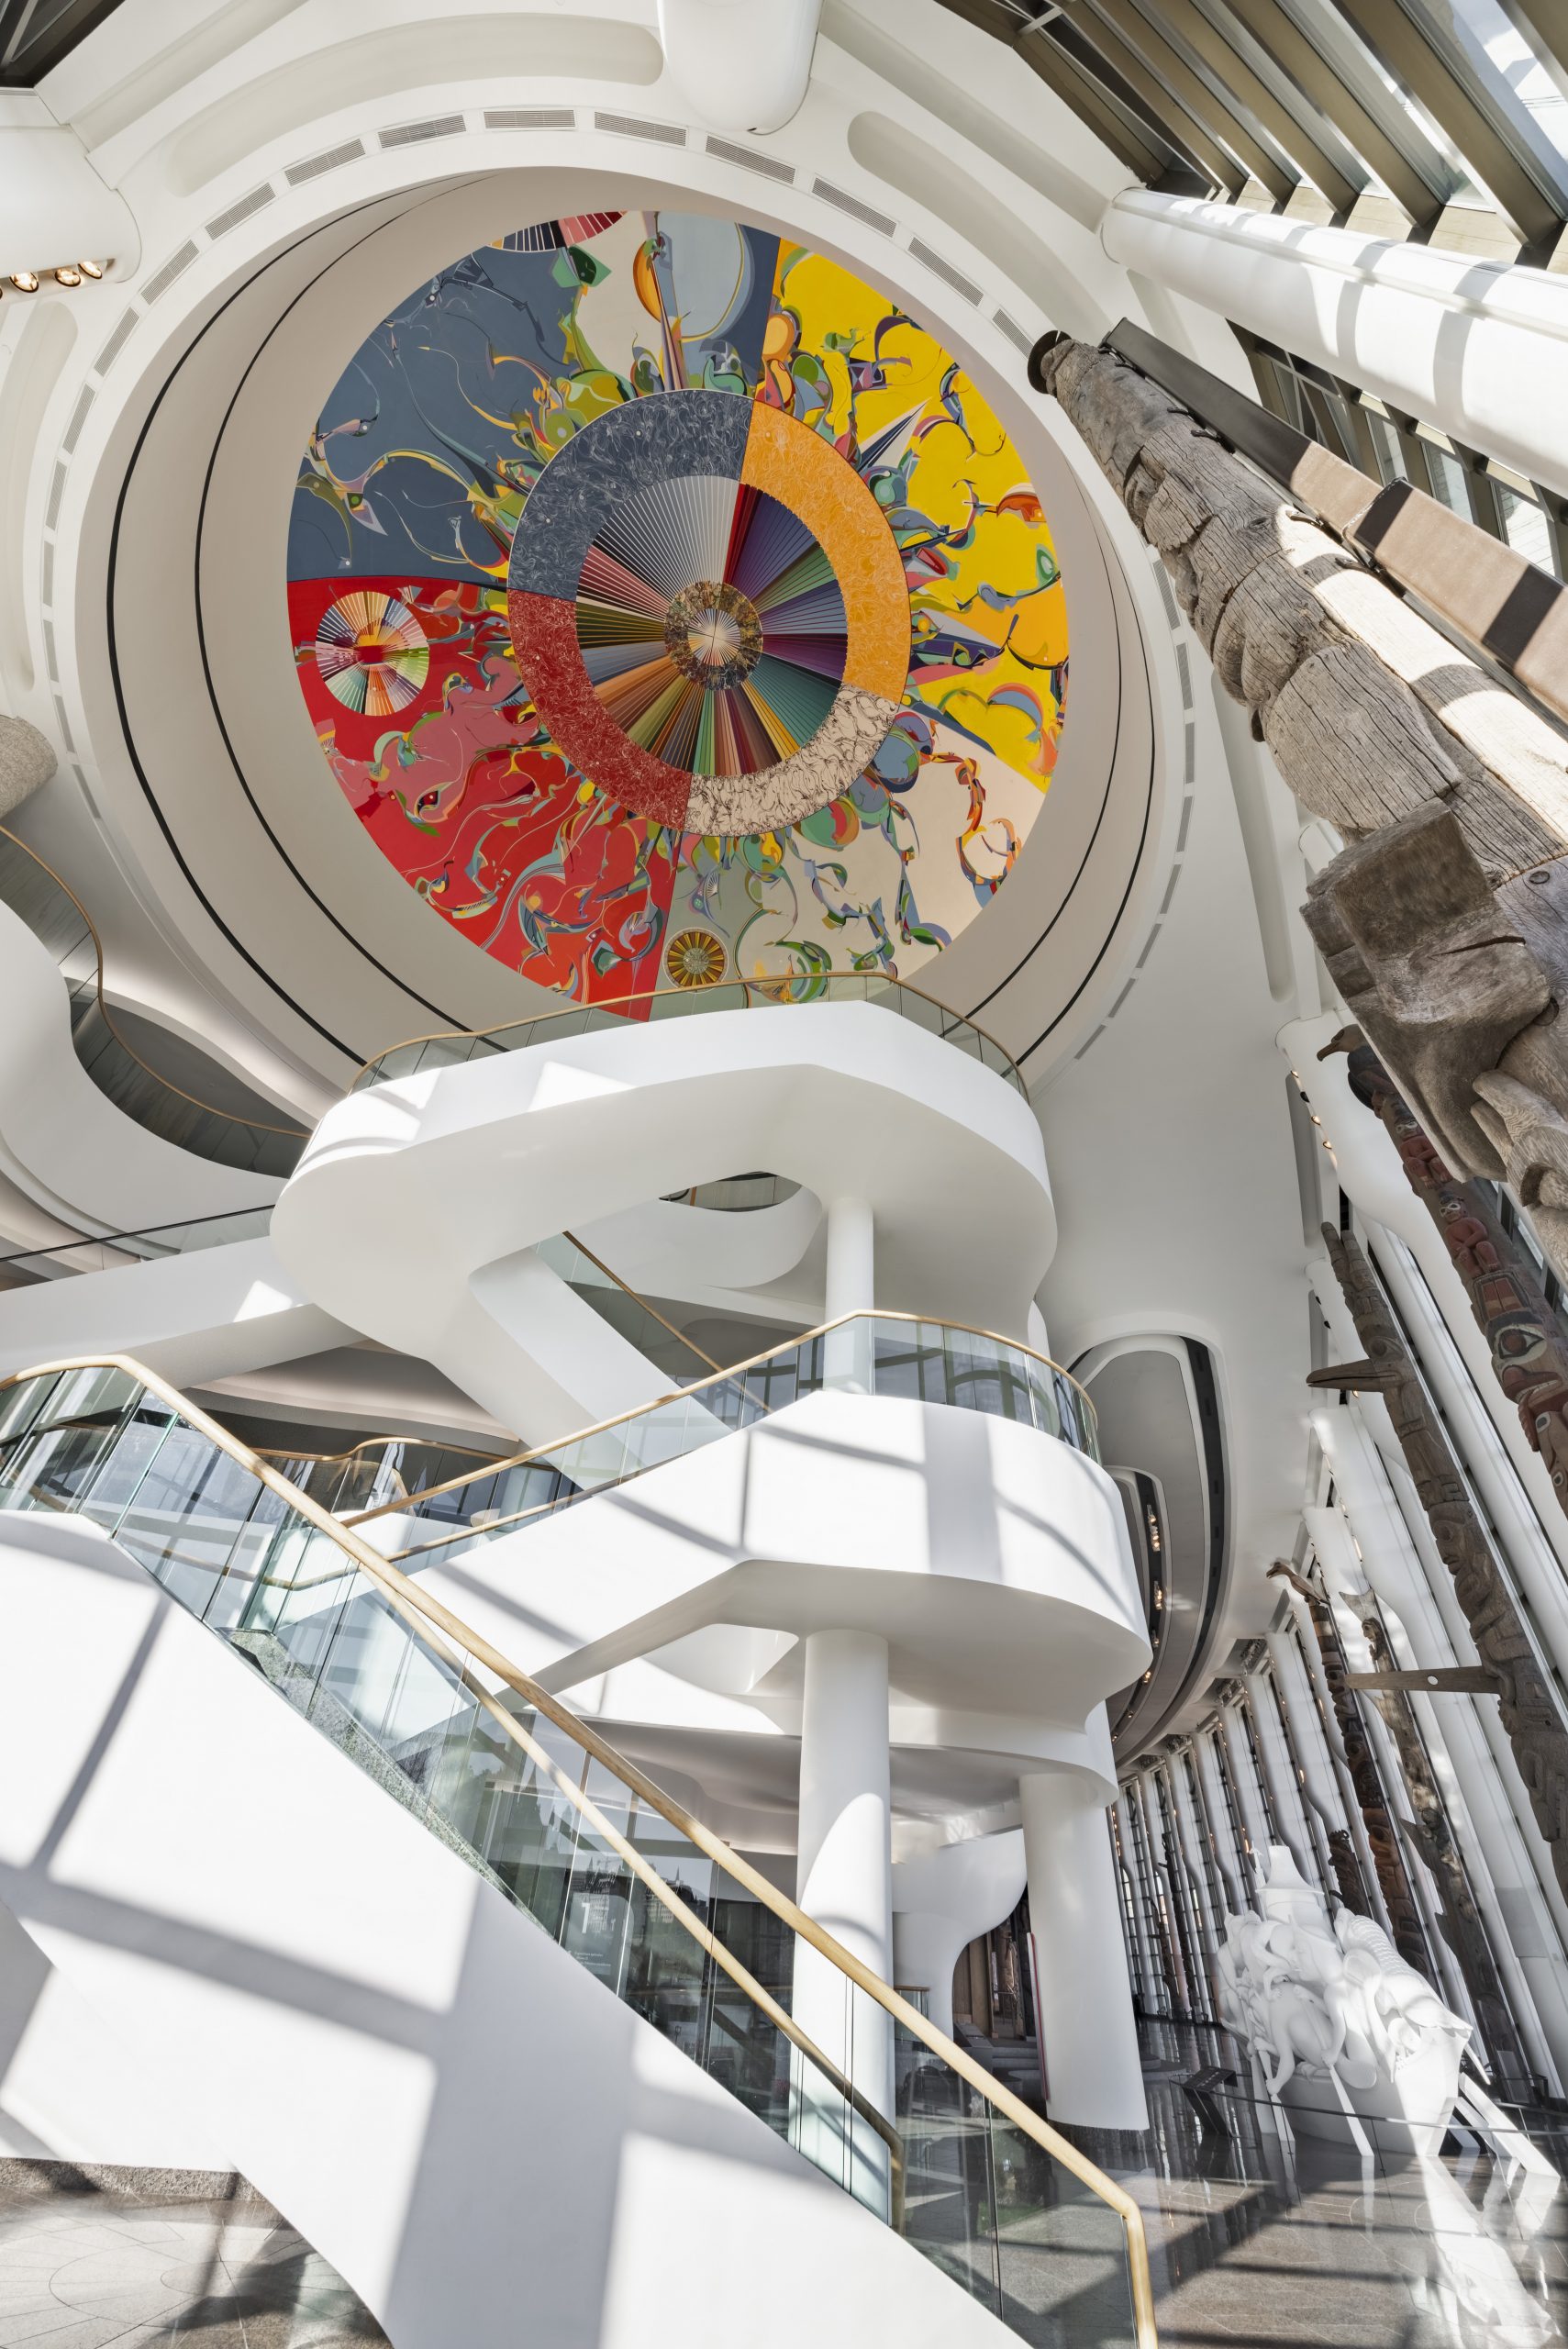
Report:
288,211,1067,1009
506,389,908,833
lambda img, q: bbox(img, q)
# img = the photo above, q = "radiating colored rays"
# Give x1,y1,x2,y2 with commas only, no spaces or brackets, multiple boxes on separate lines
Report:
506,387,905,830
569,470,849,780
287,210,1069,1012
315,591,429,717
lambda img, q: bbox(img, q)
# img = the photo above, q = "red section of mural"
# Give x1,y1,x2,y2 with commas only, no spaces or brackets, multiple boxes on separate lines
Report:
506,588,695,830
287,576,676,1008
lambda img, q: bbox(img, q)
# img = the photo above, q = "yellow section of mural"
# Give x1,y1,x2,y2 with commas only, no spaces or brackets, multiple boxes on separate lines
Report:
769,243,1067,788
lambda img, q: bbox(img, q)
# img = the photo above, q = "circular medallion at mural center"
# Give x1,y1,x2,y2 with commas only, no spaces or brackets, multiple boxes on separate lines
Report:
506,386,912,835
664,580,762,691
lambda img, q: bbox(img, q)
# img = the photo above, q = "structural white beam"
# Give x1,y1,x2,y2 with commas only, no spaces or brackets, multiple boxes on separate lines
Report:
1103,189,1568,499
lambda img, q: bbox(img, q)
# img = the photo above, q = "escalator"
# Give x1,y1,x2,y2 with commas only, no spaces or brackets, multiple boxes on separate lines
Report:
0,1353,1155,2349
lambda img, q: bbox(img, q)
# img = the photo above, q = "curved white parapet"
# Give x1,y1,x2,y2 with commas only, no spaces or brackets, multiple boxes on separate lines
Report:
0,1236,347,1386
0,898,278,1241
1103,189,1568,499
891,1830,1027,2039
0,1508,1011,2349
273,1002,1054,1440
388,1392,1147,1742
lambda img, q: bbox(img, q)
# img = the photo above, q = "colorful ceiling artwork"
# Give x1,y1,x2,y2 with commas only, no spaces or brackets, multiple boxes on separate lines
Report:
286,211,1067,1008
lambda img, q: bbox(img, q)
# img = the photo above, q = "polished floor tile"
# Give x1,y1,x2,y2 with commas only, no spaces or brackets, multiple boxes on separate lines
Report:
0,2171,388,2349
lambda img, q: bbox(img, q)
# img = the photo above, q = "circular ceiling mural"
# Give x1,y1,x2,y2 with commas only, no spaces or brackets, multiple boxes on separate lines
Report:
287,211,1066,1006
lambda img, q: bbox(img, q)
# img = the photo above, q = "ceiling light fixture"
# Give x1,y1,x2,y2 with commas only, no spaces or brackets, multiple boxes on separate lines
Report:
52,266,81,287
77,259,104,279
7,272,39,294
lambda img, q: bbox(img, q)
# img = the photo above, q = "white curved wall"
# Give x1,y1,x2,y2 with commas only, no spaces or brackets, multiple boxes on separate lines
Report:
0,1507,1013,2349
0,898,278,1237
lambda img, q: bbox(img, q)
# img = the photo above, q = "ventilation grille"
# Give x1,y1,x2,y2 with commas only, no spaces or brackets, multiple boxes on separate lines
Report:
706,135,795,183
595,111,684,143
485,106,573,129
44,462,67,531
42,618,57,684
1183,721,1195,785
285,139,364,186
992,308,1031,355
40,543,53,607
206,184,275,239
1153,563,1180,629
1175,796,1194,853
95,311,139,374
380,115,464,148
142,241,198,304
1174,642,1193,710
811,178,894,233
909,238,980,305
61,384,94,456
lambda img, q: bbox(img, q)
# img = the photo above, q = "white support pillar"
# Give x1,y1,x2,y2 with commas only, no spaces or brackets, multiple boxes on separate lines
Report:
823,1196,873,1391
1191,1730,1247,1912
1020,1771,1149,2131
1244,1663,1318,1890
794,1630,894,2204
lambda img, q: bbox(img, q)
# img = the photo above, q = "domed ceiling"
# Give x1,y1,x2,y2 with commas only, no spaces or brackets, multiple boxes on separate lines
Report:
286,210,1067,1006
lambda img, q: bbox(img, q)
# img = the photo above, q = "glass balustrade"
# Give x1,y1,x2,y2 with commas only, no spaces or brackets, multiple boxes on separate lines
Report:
350,975,1027,1097
0,1207,275,1289
373,1315,1099,1567
0,1362,1145,2347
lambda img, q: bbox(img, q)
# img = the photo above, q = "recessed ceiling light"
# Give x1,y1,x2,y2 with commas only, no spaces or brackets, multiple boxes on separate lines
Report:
77,259,105,280
8,272,39,294
52,266,82,288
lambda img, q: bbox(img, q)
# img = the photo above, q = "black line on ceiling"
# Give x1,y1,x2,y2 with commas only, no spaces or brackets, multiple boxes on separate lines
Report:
107,185,489,1068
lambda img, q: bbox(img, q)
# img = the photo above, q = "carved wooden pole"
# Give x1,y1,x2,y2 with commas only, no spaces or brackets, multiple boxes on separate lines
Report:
1034,335,1568,1289
1326,1030,1568,1522
1355,1611,1534,2090
1312,1222,1568,1910
1267,1561,1431,1976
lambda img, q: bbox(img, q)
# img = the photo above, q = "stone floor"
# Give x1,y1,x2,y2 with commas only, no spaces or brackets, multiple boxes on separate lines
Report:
0,2164,389,2348
1040,2019,1568,2347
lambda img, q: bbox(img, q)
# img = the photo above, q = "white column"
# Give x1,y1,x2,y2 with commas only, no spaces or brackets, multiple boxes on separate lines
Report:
823,1197,874,1391
1244,1664,1318,1889
794,1630,894,2205
1020,1770,1149,2131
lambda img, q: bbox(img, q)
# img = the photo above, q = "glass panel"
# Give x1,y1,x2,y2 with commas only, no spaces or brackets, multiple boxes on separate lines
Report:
0,1367,1143,2343
1496,480,1556,573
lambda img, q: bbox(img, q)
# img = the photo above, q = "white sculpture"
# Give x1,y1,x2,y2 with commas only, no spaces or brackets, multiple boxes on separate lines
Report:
1216,1844,1471,2154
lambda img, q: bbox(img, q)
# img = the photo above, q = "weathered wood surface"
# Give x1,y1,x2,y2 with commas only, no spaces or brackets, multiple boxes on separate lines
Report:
1039,336,1568,1280
1039,339,1568,865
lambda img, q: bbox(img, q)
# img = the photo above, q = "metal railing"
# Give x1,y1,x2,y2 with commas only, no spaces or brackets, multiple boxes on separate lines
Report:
0,824,308,1176
347,974,1028,1097
0,1205,274,1287
0,1352,1156,2347
339,1309,1100,1568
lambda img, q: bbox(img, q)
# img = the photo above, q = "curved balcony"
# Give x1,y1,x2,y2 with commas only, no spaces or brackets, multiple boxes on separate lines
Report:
346,1310,1099,1566
349,976,1028,1097
0,825,307,1177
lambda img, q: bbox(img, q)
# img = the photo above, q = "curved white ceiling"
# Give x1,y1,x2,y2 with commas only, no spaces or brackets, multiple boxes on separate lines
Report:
23,69,1179,1099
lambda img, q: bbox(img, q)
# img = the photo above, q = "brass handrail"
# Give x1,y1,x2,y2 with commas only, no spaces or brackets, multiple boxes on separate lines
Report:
346,973,1029,1096
558,1228,726,1377
346,1307,1101,1542
0,823,308,1145
0,1351,1157,2341
0,1351,903,2230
